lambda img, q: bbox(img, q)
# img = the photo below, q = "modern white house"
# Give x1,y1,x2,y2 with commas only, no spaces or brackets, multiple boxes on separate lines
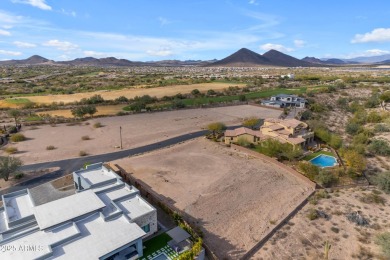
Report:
0,163,157,260
261,94,307,108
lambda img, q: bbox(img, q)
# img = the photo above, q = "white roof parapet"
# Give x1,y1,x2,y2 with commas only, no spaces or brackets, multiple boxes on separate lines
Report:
33,190,105,230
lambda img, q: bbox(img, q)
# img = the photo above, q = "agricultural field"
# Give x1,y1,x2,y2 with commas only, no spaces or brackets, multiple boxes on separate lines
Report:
114,138,315,259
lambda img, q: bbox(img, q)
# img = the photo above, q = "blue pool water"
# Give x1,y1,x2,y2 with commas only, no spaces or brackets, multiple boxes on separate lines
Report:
309,154,338,168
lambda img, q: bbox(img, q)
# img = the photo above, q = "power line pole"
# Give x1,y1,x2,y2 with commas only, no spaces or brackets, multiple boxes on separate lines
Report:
120,126,123,150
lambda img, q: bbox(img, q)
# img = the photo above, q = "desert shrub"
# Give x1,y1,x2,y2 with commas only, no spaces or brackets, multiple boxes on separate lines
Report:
374,124,390,133
374,171,390,194
237,137,251,147
46,145,56,150
331,227,340,233
337,97,348,109
93,122,103,128
242,117,260,129
346,122,362,135
14,172,24,180
315,170,338,187
367,139,390,156
344,150,367,174
360,192,386,205
79,151,87,156
116,111,127,116
81,135,90,141
307,208,318,220
367,111,382,123
310,103,327,113
365,95,380,108
375,232,390,258
329,134,343,149
298,161,319,180
4,146,18,154
238,94,247,101
300,110,313,120
115,96,129,102
10,133,26,142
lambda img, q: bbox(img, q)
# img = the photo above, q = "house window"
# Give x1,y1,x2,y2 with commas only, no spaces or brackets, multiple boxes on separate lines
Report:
142,224,150,233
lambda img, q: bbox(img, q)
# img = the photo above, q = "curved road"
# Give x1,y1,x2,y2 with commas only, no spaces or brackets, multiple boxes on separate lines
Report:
0,129,211,196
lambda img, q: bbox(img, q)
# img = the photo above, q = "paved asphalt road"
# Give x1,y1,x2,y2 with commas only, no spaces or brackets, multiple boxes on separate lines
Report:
0,129,211,196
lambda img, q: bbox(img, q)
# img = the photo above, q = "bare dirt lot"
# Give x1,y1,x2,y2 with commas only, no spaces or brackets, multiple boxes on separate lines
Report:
1,105,281,164
0,82,244,107
114,138,314,259
253,187,390,260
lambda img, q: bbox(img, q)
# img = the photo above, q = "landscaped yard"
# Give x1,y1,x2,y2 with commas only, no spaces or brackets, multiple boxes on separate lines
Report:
141,233,180,260
303,150,334,161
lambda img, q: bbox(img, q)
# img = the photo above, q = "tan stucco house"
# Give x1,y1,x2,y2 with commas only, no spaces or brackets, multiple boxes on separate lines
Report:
225,118,314,148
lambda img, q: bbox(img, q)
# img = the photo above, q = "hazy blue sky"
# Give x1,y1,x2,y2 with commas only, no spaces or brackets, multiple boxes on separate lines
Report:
1,0,390,61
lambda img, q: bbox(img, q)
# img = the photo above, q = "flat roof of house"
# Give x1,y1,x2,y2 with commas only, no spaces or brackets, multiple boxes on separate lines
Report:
33,190,105,230
0,213,146,260
3,190,34,222
52,213,145,259
75,166,118,186
116,195,155,220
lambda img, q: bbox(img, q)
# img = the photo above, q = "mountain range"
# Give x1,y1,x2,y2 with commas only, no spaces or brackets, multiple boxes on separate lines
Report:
1,49,390,67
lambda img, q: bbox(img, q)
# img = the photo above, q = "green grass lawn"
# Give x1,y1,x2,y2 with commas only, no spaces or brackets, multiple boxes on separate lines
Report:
303,150,334,161
142,233,172,257
122,85,325,112
5,98,32,104
24,115,43,122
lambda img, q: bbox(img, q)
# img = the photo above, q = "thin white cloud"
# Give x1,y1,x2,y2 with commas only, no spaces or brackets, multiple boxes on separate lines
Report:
260,43,293,52
11,0,52,10
61,9,76,17
352,28,390,43
243,11,280,31
13,41,36,48
146,48,174,57
0,10,47,28
249,0,259,5
0,29,11,36
43,39,78,51
342,49,390,59
158,17,171,26
83,50,107,57
294,39,306,48
0,50,22,56
363,49,390,56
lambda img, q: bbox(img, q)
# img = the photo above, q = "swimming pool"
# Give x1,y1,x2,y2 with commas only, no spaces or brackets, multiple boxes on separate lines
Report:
309,154,338,168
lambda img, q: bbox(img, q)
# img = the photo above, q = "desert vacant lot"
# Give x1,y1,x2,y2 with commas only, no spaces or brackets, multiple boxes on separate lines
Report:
3,105,281,164
114,138,314,259
0,82,244,107
254,187,390,260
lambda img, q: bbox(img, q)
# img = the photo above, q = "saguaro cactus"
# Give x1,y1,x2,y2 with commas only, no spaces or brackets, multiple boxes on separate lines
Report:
324,240,331,260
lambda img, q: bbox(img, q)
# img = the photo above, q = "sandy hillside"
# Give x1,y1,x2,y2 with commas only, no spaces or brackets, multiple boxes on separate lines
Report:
253,187,390,260
115,138,314,259
2,105,281,164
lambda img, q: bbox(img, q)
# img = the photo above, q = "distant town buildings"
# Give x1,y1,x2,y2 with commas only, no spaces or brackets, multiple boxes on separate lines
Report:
0,163,157,259
261,94,307,108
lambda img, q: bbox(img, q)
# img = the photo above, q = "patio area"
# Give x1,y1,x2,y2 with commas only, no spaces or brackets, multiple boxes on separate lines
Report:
140,226,191,260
